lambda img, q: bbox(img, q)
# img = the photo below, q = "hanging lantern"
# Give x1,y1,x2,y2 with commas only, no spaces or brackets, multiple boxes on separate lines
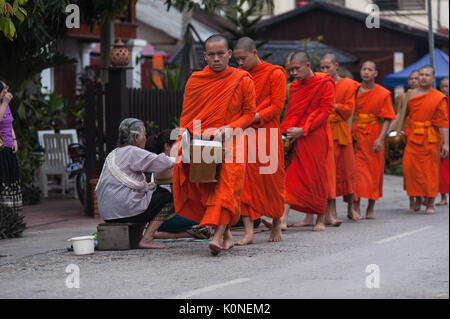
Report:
110,39,130,67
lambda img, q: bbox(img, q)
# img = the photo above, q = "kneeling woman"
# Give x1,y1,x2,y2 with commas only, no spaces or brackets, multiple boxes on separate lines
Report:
96,118,174,249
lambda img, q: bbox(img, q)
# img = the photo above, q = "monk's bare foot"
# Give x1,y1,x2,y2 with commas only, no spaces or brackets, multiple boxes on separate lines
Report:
269,219,283,242
262,218,288,231
235,235,256,246
138,240,168,249
312,223,326,232
365,211,376,220
325,219,343,227
414,197,423,211
425,207,436,215
208,241,223,256
436,199,448,206
222,229,235,250
347,209,360,220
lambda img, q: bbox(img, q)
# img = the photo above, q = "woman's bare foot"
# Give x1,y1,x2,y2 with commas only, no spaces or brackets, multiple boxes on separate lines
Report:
269,219,283,242
138,239,168,249
208,241,223,256
235,235,256,246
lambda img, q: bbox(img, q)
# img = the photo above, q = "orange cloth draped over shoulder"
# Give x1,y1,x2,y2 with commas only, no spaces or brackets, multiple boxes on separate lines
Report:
439,100,449,194
239,61,287,221
172,66,256,227
403,89,449,197
353,84,395,201
329,78,360,197
281,73,335,215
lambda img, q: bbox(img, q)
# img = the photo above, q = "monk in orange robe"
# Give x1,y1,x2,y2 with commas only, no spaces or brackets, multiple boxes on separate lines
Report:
320,53,360,222
279,52,335,232
353,61,395,219
437,77,449,206
172,35,256,256
403,67,449,214
232,37,287,245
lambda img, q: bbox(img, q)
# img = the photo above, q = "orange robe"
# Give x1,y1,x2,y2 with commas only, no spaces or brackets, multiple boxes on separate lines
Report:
239,61,287,221
281,73,335,215
329,78,360,197
326,123,337,199
353,84,395,201
403,89,449,197
439,100,449,194
173,66,256,227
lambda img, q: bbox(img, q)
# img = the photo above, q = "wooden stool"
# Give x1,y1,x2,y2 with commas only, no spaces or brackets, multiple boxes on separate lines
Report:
97,223,143,250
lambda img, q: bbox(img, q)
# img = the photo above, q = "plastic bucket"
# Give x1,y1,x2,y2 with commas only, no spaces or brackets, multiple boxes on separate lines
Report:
68,236,95,255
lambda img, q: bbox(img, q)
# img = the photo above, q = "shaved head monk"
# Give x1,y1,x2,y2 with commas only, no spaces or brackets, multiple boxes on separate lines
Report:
233,37,287,245
353,61,396,219
172,34,257,255
437,77,449,206
277,51,335,231
403,67,449,214
320,53,360,222
388,70,422,211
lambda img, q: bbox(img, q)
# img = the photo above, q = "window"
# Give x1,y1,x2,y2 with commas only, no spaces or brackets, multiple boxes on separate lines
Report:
374,0,426,11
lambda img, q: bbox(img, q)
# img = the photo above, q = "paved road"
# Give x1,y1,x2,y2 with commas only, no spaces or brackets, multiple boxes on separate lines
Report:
0,175,448,299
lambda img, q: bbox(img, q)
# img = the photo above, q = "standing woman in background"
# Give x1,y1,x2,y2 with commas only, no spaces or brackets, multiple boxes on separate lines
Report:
0,76,23,211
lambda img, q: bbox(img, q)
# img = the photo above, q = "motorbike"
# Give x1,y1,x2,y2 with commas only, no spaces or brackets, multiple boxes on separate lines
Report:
67,143,87,205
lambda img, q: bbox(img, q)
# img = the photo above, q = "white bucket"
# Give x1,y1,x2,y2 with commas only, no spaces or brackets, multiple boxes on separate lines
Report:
68,236,95,255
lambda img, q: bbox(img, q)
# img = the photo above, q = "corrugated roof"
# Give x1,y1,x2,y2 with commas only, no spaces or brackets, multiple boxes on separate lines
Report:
169,40,359,68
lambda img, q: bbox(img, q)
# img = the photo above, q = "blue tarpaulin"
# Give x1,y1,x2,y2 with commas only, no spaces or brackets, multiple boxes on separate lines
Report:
384,49,449,87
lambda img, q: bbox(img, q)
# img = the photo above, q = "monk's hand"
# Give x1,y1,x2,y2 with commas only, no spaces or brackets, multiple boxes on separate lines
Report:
441,144,449,158
373,138,383,152
286,127,303,142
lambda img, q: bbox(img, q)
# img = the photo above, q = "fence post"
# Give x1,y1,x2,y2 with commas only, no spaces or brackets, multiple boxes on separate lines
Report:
105,67,131,154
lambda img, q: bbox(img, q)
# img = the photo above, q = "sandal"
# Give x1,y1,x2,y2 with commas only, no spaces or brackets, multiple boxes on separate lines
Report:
186,226,211,239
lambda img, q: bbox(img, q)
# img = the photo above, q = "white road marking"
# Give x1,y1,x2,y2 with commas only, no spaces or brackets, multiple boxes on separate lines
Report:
174,278,250,299
375,226,433,244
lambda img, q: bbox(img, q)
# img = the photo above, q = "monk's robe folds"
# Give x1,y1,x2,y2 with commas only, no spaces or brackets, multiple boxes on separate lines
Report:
281,73,335,215
239,61,287,221
403,89,449,197
173,66,256,227
329,78,360,197
353,84,395,201
439,101,449,195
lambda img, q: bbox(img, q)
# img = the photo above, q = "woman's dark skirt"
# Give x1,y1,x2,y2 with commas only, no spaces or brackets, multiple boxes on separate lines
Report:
0,147,23,211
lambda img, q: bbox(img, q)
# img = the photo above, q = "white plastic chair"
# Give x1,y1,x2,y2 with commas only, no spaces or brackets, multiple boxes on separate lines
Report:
59,129,78,144
37,129,55,150
39,133,76,197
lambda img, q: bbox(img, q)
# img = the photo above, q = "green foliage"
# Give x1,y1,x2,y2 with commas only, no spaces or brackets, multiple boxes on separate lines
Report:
0,204,27,239
0,0,28,40
0,0,73,91
385,165,403,177
78,0,131,24
164,0,274,14
146,66,183,90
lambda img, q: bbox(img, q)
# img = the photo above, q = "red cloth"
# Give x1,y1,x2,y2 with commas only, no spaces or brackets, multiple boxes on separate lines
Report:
239,61,287,220
281,73,335,215
439,100,449,195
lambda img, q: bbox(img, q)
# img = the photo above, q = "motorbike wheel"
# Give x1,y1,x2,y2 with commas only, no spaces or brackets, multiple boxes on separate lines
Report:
76,170,87,205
